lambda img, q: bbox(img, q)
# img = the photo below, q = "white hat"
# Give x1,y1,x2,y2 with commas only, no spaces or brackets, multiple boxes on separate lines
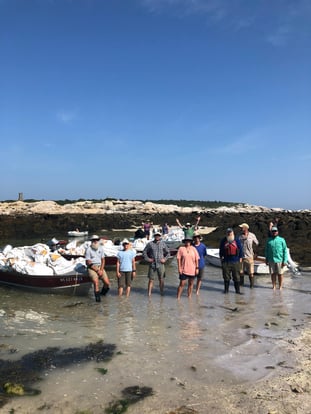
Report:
90,235,100,240
121,238,130,244
239,223,249,229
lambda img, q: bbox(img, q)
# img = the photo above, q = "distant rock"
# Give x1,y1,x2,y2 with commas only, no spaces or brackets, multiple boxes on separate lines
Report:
1,199,306,216
0,200,310,265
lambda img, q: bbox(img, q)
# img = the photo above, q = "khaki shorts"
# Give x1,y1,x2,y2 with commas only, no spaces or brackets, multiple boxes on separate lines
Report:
268,262,286,275
88,266,109,282
148,263,165,280
241,258,254,275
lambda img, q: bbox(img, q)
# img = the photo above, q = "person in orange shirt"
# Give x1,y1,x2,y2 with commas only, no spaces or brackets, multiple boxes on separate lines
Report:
176,236,199,299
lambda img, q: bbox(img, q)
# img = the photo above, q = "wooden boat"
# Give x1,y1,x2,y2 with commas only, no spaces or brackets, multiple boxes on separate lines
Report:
67,230,89,237
205,248,299,275
0,269,92,296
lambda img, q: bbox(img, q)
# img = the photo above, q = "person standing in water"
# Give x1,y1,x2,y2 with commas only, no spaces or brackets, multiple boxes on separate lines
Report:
238,223,259,288
143,232,170,296
116,239,137,297
192,231,207,295
176,236,200,299
219,228,243,294
265,226,288,290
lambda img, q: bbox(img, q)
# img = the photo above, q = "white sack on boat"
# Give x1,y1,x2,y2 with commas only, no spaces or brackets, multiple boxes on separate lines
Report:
2,245,13,255
13,261,54,276
47,255,78,275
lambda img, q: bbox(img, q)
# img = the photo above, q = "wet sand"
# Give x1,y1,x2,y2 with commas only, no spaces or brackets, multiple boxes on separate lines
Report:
0,261,310,414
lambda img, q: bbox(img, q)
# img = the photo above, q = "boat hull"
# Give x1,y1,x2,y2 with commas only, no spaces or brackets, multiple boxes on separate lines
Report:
67,231,89,237
0,270,92,296
205,248,270,274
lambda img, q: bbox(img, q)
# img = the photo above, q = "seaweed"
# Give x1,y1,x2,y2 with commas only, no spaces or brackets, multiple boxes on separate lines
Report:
105,386,154,414
0,340,116,408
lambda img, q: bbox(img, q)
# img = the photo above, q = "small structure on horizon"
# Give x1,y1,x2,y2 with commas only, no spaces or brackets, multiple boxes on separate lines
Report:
18,192,24,201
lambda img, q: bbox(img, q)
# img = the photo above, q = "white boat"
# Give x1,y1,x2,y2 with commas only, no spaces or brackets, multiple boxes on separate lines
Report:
161,227,184,249
205,248,298,275
67,230,89,237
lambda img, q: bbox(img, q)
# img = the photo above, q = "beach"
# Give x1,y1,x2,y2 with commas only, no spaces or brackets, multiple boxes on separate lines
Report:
1,257,310,414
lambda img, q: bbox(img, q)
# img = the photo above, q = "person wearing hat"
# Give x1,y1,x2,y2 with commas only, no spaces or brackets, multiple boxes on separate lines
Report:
177,236,200,299
219,228,243,294
176,216,201,239
85,235,110,302
116,239,137,297
265,227,288,290
192,232,207,295
238,223,259,288
142,232,170,296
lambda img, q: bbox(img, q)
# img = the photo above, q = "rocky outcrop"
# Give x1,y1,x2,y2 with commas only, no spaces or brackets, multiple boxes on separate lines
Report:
0,201,310,265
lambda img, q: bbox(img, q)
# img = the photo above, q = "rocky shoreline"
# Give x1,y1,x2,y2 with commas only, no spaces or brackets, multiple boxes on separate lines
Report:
0,200,310,266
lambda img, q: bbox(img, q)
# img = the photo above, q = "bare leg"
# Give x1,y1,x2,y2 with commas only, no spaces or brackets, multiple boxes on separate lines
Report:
249,274,254,288
159,278,164,296
118,287,123,296
125,286,131,297
148,280,153,297
93,277,100,292
196,279,202,295
187,278,195,298
278,274,283,290
271,274,277,290
177,280,186,299
93,277,101,302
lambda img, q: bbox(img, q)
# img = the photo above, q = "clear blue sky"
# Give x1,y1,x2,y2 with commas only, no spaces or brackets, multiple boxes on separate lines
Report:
1,0,310,210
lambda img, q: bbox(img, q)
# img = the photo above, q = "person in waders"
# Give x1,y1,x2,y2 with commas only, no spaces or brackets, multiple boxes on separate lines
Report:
219,228,243,294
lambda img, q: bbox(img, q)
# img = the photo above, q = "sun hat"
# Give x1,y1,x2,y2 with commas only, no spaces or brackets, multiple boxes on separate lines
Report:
186,222,191,226
121,238,130,244
226,227,233,233
182,237,193,242
239,223,249,229
90,235,100,240
154,232,162,237
193,231,201,238
271,226,278,231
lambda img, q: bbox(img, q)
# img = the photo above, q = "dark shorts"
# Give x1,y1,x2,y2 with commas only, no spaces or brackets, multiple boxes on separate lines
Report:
197,267,205,280
118,271,132,288
179,273,195,280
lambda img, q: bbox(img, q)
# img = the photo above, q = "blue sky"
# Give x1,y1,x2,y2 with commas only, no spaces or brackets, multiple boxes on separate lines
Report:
1,0,310,210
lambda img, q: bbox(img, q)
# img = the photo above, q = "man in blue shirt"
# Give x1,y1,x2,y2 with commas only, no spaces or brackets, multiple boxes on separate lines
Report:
192,232,207,295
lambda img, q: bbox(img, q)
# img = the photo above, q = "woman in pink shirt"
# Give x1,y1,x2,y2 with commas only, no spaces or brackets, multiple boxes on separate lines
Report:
176,237,199,299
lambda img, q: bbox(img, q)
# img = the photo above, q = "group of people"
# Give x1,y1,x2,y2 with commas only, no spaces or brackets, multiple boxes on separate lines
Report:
85,217,288,302
219,221,288,294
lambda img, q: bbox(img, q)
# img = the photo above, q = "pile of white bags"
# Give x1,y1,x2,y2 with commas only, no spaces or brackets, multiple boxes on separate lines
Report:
0,243,86,276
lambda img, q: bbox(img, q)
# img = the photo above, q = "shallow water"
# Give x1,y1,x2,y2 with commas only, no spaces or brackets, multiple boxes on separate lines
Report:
1,250,311,413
